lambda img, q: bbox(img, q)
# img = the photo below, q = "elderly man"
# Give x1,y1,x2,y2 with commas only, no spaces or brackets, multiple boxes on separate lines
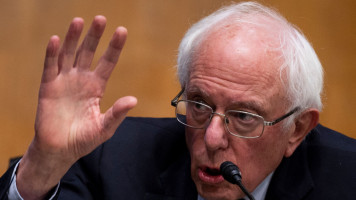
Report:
1,1,355,200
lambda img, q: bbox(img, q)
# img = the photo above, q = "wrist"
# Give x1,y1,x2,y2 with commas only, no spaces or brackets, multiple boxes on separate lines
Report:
16,141,74,200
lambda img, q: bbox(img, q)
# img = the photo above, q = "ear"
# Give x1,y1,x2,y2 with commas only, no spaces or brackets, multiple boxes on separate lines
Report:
284,109,319,157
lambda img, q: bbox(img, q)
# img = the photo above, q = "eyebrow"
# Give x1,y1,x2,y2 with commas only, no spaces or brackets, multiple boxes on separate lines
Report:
229,100,267,116
185,86,267,116
185,87,210,99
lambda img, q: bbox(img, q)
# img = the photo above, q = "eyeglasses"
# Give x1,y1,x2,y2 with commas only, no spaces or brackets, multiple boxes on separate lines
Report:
171,88,300,139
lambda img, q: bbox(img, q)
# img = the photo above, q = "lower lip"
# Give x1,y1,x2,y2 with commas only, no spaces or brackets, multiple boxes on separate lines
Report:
198,168,224,184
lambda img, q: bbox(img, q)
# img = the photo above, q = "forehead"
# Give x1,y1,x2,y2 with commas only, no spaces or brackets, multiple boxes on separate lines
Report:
194,20,282,72
187,21,287,110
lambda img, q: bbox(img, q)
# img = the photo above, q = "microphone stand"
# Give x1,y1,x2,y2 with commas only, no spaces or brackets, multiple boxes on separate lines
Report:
235,180,255,200
220,161,255,200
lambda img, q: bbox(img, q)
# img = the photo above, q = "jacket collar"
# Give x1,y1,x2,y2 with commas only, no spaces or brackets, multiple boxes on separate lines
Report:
265,138,314,200
151,140,314,200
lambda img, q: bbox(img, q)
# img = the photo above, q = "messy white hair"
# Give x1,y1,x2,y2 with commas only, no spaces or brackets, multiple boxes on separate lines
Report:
177,1,323,125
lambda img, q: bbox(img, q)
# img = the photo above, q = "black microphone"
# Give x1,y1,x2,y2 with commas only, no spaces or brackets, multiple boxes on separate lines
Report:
220,161,255,200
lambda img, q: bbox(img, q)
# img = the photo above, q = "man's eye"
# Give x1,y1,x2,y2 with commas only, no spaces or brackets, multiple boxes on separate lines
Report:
239,113,253,121
193,102,208,111
230,112,255,123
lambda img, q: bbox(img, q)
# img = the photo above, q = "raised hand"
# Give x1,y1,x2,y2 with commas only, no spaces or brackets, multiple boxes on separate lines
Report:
16,16,137,199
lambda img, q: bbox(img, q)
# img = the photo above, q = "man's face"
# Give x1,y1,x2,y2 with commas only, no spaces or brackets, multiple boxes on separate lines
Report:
185,24,297,200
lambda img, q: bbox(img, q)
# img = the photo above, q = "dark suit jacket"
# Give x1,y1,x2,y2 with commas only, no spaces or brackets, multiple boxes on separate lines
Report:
1,117,356,199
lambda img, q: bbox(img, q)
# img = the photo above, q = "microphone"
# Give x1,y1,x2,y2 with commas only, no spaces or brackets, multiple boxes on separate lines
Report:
220,161,255,200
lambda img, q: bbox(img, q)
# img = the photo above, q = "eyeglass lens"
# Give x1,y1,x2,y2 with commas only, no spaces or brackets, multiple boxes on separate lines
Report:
176,101,264,138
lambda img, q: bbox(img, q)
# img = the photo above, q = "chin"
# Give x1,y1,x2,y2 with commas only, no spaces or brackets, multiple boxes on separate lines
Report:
199,191,239,200
196,181,242,200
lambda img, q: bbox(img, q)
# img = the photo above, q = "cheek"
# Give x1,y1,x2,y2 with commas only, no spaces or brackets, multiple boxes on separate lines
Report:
185,128,206,182
185,128,205,157
248,128,290,169
231,128,290,189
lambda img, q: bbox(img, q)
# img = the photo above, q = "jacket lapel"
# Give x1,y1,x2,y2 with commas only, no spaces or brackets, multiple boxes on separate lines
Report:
265,139,314,200
145,151,197,200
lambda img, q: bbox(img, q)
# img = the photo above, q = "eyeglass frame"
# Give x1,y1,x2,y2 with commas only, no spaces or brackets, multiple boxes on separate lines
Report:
171,88,300,138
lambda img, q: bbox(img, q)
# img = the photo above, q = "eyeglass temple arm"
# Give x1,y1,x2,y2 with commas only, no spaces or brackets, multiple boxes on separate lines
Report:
171,88,185,107
264,107,300,126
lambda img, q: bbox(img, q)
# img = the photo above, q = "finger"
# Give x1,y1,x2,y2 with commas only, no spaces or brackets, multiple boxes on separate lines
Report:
94,26,127,81
58,17,84,73
101,96,137,141
74,15,106,70
42,35,60,83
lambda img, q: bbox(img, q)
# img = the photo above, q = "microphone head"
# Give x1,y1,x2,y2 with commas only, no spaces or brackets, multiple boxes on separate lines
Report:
220,161,242,184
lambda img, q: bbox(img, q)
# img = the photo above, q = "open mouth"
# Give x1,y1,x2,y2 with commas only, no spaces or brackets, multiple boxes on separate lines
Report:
205,167,221,176
198,167,224,184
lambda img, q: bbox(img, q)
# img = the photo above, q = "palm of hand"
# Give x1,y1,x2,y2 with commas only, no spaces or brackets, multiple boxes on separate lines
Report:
35,70,106,158
32,16,137,161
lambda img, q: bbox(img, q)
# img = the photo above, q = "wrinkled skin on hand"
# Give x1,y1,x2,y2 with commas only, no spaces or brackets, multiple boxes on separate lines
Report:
34,16,137,161
17,16,137,199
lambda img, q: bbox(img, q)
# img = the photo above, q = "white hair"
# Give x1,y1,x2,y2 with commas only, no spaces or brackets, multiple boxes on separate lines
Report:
177,1,323,123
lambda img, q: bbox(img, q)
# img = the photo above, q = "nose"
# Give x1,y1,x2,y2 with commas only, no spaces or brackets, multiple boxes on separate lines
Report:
204,114,229,151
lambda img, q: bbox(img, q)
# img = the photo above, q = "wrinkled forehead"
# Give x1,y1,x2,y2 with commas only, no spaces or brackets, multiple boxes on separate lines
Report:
190,17,286,83
185,17,289,109
198,15,284,64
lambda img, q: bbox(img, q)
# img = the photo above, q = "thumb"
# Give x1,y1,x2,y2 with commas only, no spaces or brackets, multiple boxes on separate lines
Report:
101,96,137,140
